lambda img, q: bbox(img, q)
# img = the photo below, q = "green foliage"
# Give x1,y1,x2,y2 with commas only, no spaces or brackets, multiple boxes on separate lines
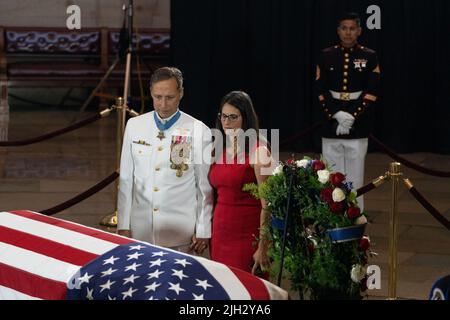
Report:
244,158,370,300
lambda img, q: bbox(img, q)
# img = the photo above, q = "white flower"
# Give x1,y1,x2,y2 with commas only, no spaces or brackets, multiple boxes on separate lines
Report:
295,159,309,168
350,264,367,283
317,170,330,184
355,215,368,225
272,164,283,176
332,188,346,202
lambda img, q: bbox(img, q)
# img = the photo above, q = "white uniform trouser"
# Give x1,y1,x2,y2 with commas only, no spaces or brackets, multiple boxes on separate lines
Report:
322,138,368,211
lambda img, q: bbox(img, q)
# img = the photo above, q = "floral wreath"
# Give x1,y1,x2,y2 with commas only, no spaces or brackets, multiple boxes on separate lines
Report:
244,156,374,300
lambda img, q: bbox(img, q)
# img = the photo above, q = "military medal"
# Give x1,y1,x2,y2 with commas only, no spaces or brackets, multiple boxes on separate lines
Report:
157,131,165,140
153,110,181,141
170,132,192,178
174,163,189,177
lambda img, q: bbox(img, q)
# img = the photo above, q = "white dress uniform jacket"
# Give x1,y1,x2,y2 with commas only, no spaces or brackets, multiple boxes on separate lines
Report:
117,111,213,248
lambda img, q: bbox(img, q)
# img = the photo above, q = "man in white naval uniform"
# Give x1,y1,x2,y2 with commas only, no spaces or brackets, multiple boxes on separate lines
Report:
117,67,213,254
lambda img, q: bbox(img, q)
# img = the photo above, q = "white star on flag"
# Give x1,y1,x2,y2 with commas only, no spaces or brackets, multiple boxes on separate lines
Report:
108,295,117,300
129,244,145,250
121,287,138,300
86,287,94,300
101,267,117,277
193,293,204,300
78,272,93,285
172,269,188,280
103,256,120,265
168,282,185,295
196,279,213,290
145,282,161,292
124,262,142,272
147,269,164,279
149,258,167,267
151,251,168,257
174,258,192,267
123,274,140,285
127,252,144,260
99,279,116,292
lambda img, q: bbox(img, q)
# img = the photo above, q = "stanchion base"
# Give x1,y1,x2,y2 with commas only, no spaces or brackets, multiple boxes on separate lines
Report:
100,212,117,227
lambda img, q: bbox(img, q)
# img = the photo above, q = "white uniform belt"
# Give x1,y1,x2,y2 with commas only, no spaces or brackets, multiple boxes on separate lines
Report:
330,90,362,101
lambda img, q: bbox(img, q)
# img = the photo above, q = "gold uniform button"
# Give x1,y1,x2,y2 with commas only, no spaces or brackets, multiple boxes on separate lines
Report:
343,86,348,91
157,146,163,151
343,78,348,84
353,113,358,116
345,59,350,63
344,65,349,70
358,107,362,111
153,187,159,192
344,53,349,57
344,72,348,76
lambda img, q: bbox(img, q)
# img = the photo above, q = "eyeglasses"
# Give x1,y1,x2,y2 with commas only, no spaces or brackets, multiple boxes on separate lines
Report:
218,113,240,122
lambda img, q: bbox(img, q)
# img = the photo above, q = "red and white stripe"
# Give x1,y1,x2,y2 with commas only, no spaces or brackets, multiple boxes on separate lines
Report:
190,254,288,300
0,210,288,300
0,210,134,300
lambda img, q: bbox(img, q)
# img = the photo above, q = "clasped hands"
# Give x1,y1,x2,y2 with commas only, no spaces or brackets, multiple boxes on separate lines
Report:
189,235,209,255
332,111,355,136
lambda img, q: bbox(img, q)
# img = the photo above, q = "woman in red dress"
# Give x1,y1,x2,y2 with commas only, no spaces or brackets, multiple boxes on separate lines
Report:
209,91,273,275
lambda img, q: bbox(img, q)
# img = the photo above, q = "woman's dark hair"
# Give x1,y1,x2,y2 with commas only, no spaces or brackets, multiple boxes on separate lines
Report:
215,90,259,133
214,91,261,155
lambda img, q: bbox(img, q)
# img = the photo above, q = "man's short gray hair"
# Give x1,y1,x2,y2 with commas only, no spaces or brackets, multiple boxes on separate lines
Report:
150,67,184,90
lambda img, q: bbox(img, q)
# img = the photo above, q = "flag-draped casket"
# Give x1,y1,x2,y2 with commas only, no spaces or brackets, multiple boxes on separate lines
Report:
0,210,288,300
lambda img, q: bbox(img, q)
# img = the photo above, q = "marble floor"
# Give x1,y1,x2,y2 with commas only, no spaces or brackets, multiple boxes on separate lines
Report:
0,110,449,300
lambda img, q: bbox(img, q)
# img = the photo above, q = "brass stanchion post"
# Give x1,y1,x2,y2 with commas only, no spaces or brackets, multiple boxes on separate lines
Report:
387,162,402,299
100,97,125,228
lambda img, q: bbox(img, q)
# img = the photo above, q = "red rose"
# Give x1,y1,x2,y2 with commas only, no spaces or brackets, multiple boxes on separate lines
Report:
330,172,346,186
312,160,325,171
347,206,361,219
329,201,344,214
320,188,333,204
286,158,295,165
359,237,370,251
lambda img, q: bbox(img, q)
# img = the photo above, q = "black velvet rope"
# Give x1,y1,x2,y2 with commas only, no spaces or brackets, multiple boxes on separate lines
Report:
356,182,376,197
0,113,102,147
408,186,450,230
40,171,119,216
279,121,325,148
369,134,450,177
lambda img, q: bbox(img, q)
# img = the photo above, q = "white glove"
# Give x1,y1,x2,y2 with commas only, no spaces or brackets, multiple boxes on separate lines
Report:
336,124,350,136
332,111,355,128
341,118,355,128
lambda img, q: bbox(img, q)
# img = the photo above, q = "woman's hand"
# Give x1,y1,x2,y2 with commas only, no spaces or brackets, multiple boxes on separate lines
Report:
252,240,271,275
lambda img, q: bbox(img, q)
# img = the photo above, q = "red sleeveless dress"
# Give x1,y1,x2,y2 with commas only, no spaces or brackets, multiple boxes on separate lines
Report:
209,151,261,273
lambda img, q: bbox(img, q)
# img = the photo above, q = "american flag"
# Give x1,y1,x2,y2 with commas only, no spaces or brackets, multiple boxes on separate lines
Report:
0,210,288,300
